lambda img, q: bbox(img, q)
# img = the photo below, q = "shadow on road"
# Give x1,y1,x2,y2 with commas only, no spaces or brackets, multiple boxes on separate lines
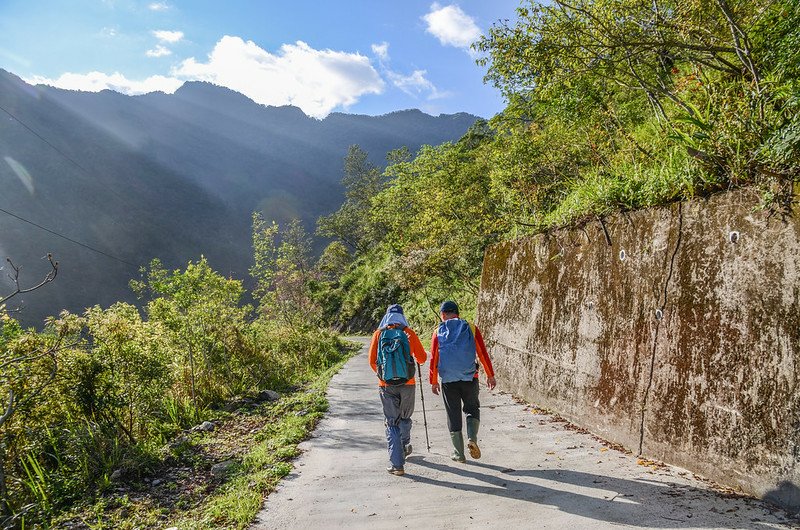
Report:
408,457,780,529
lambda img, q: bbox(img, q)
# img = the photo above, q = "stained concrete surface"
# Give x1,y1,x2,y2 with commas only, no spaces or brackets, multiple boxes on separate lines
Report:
476,190,800,509
251,338,798,529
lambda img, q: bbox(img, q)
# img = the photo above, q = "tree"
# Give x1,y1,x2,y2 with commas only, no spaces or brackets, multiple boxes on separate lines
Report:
78,303,172,444
317,145,387,252
0,255,58,312
137,257,250,418
475,0,799,181
316,241,352,283
376,135,508,295
0,255,62,520
250,212,280,304
250,211,324,327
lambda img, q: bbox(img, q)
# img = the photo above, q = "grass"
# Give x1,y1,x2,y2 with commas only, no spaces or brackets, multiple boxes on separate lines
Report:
183,377,337,530
48,348,356,530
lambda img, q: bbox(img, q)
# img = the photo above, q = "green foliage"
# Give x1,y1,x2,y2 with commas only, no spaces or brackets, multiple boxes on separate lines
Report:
81,303,172,444
252,216,323,328
141,257,254,411
320,252,403,330
312,0,799,334
376,135,508,292
317,145,388,252
476,0,800,191
169,358,347,530
1,254,349,527
249,213,280,304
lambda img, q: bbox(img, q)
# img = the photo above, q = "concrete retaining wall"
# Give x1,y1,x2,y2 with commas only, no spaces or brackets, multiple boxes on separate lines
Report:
476,189,800,513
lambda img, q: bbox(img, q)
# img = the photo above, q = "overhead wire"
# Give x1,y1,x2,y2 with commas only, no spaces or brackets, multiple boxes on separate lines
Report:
0,102,139,269
0,103,90,175
0,207,138,268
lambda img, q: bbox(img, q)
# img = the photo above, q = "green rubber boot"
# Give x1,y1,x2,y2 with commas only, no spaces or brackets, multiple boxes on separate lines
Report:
466,417,481,459
450,431,466,463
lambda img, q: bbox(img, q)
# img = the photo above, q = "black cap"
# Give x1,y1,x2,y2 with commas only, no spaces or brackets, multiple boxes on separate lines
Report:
439,300,459,314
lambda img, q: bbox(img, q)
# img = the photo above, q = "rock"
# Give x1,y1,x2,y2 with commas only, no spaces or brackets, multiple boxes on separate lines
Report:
110,469,124,482
152,478,163,487
193,421,215,432
257,390,280,402
211,459,236,478
295,409,308,417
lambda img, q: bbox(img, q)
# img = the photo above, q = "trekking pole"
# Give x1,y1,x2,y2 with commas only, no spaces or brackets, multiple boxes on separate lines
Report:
416,362,431,452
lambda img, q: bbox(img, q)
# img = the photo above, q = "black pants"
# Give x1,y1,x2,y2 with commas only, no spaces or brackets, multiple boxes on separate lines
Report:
441,378,480,433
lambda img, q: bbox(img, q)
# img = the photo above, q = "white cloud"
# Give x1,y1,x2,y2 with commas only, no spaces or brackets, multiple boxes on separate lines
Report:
387,69,449,100
371,42,389,61
422,3,482,50
100,26,118,38
148,2,169,11
26,71,183,95
24,36,385,118
152,30,183,43
172,36,384,118
146,45,172,58
388,70,434,95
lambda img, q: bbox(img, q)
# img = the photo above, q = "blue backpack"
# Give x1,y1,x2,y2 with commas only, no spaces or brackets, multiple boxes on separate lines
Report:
377,327,415,385
436,319,478,383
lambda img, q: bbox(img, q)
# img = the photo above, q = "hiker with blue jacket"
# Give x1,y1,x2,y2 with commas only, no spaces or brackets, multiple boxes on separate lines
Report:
429,300,496,463
368,304,427,476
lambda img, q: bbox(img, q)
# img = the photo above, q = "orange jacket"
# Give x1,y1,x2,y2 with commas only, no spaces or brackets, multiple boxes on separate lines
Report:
369,325,427,386
429,320,494,384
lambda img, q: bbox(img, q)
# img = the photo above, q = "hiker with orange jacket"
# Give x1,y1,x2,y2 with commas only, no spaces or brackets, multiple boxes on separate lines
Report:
369,304,427,476
429,300,496,463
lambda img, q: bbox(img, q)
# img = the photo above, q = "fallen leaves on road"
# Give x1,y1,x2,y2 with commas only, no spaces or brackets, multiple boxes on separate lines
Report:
637,458,668,471
528,407,549,415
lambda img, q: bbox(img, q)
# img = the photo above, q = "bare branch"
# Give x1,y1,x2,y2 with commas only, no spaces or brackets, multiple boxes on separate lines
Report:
0,254,59,306
714,0,765,118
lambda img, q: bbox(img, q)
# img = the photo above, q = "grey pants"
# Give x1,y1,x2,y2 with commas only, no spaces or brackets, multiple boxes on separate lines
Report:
379,384,415,468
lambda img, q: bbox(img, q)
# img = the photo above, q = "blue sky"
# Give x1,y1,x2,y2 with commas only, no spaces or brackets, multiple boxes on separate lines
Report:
0,1,521,118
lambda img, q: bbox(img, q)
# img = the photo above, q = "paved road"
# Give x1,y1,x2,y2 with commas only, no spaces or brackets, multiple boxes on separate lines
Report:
252,338,797,529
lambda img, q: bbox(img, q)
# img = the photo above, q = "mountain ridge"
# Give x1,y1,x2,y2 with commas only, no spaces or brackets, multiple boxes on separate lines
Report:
0,68,479,325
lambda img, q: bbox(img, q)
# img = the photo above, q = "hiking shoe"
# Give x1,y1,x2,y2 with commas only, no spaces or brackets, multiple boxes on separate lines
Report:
467,440,481,459
387,466,405,476
404,444,413,457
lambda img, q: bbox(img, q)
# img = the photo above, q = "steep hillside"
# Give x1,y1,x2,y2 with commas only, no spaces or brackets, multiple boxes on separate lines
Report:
0,70,478,325
0,72,249,325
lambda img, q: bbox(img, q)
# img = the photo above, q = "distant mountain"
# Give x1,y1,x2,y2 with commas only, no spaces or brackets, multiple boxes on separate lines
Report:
0,70,479,325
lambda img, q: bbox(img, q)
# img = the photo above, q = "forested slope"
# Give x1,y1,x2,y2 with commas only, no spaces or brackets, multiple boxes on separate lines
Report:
314,0,800,333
